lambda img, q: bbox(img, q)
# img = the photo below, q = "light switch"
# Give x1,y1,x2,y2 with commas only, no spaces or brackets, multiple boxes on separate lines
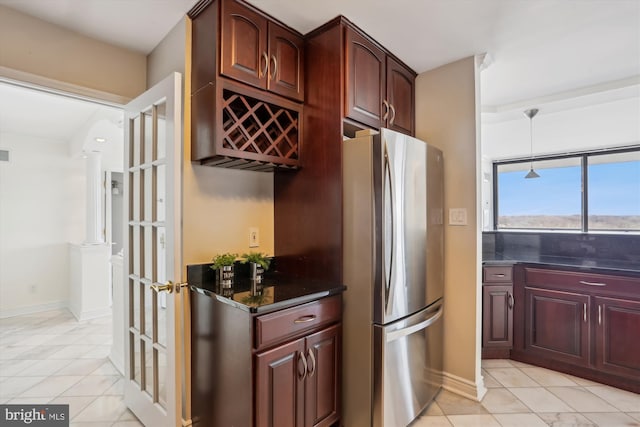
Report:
249,227,260,247
449,208,468,226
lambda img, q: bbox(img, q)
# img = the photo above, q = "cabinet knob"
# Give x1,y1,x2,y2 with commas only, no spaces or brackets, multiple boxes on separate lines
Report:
294,315,316,324
298,352,308,381
260,52,269,78
307,348,316,377
382,100,390,121
270,55,278,80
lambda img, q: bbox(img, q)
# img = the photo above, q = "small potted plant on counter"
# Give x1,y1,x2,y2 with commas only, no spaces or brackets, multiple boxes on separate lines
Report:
241,252,271,282
211,253,238,288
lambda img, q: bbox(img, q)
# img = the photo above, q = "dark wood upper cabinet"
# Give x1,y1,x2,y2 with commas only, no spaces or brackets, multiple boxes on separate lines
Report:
190,0,304,169
220,0,267,88
344,25,415,135
345,28,386,129
268,22,304,101
386,56,415,135
220,0,304,102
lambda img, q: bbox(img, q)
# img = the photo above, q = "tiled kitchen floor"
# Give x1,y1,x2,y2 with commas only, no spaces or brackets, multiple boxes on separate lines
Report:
0,309,140,427
3,310,640,427
413,359,640,427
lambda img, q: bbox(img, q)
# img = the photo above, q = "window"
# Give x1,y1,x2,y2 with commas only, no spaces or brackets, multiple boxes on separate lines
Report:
588,151,640,231
494,148,640,232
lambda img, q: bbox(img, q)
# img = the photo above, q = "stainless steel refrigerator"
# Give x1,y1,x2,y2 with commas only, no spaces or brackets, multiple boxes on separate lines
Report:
342,128,444,427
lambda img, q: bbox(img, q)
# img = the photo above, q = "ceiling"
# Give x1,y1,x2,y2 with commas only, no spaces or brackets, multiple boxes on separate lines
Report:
0,0,638,109
0,0,637,151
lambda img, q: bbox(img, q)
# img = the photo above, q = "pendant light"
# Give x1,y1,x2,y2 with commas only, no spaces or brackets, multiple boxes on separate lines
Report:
524,108,540,179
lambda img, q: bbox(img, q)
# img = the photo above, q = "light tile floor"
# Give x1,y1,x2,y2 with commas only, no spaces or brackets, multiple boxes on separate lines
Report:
0,309,141,427
413,359,640,427
4,310,640,427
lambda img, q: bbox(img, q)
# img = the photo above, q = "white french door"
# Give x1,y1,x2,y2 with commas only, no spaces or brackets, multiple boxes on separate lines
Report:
123,73,183,427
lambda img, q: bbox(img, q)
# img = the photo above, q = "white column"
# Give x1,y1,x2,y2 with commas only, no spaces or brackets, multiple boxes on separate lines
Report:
84,151,103,244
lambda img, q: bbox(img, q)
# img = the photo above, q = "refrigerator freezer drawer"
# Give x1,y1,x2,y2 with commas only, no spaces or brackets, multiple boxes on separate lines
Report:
373,301,444,427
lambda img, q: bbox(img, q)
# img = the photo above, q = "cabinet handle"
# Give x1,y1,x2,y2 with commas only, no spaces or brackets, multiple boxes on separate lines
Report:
260,52,269,78
508,293,514,309
382,100,390,121
493,273,506,278
294,315,316,324
298,352,308,381
270,55,277,80
579,280,606,287
598,305,602,325
583,303,587,323
307,348,316,377
389,104,396,126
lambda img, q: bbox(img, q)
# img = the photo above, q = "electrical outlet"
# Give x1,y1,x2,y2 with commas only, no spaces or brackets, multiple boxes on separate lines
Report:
249,227,260,248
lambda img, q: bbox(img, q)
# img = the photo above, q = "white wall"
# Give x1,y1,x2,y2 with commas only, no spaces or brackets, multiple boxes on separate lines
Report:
0,134,85,316
481,92,640,229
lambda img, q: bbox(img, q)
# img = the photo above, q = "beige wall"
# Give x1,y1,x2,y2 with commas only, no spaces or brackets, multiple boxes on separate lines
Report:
171,18,275,269
415,56,483,397
147,19,187,88
0,5,146,100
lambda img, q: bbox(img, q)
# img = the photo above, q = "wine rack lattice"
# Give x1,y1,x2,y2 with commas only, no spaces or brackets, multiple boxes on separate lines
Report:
221,89,300,166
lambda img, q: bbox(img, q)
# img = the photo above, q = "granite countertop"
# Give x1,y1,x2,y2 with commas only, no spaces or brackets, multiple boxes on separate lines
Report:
187,263,345,314
483,254,640,276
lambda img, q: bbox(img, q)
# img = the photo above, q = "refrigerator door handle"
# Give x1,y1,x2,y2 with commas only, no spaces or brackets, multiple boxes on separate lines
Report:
383,148,394,312
386,304,444,343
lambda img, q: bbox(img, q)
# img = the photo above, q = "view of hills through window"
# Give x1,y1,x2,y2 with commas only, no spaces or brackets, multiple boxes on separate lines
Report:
496,150,640,231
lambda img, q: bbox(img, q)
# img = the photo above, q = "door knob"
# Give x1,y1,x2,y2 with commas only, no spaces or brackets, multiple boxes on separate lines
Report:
150,281,189,294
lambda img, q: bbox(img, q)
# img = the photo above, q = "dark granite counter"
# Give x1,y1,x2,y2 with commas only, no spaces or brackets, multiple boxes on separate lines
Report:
483,231,640,276
187,263,345,314
483,254,640,276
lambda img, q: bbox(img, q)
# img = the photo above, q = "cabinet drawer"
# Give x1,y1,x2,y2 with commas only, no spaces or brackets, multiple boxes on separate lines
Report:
483,266,513,283
524,267,640,297
255,295,341,350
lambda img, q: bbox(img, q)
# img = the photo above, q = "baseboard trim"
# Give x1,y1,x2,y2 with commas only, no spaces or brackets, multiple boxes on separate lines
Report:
442,370,487,402
70,306,112,322
0,301,69,319
109,352,125,376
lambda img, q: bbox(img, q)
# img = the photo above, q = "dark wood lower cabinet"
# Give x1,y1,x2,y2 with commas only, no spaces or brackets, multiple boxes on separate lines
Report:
256,338,306,427
256,324,341,427
512,265,640,393
305,325,341,427
191,291,342,427
594,296,640,378
482,285,513,350
524,287,590,367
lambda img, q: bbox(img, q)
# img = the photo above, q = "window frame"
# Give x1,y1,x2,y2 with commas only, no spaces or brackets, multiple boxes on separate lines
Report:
492,146,640,233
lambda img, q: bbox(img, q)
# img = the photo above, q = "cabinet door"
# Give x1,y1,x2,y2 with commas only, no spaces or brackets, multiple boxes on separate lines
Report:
268,22,304,102
220,0,268,89
594,296,640,377
524,287,590,367
386,57,414,136
256,338,306,427
482,285,513,349
345,27,386,129
305,325,341,427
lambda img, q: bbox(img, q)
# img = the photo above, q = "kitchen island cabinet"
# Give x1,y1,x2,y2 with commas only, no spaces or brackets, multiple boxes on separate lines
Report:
512,264,640,393
188,264,343,427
